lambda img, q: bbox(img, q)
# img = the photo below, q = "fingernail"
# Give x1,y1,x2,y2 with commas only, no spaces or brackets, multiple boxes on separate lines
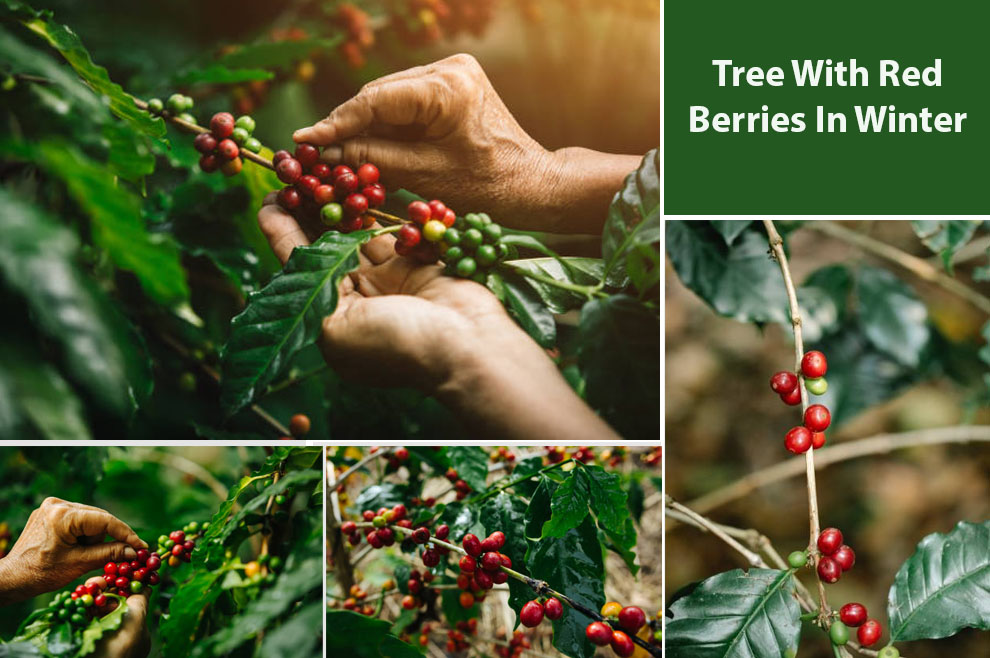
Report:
322,145,343,163
123,547,137,560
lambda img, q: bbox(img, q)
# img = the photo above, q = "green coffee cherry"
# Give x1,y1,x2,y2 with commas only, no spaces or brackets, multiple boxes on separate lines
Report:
787,550,808,568
372,515,387,528
269,556,283,571
464,213,484,231
243,137,262,153
231,127,250,145
275,494,287,506
234,115,256,133
443,228,461,246
147,98,164,114
482,224,501,243
829,621,849,645
877,647,900,658
462,229,483,251
130,581,144,594
456,257,477,278
177,112,197,125
443,246,464,264
476,244,497,266
70,612,86,625
321,203,343,226
166,93,186,113
805,377,828,395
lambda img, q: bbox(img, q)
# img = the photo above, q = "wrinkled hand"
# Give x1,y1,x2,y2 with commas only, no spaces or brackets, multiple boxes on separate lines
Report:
256,198,621,440
0,499,146,605
293,54,573,231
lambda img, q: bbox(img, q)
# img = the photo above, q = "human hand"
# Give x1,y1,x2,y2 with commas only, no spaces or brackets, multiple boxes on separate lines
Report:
293,54,640,234
257,198,621,440
0,499,146,605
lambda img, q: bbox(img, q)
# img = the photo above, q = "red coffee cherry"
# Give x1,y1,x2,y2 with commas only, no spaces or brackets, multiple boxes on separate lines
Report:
458,556,476,572
221,157,243,177
295,175,320,197
272,150,293,166
199,154,220,173
462,534,482,557
811,431,826,449
115,576,129,590
434,524,450,540
277,186,301,210
193,132,218,154
428,199,447,220
311,163,331,181
209,112,235,139
785,427,812,454
474,570,494,589
488,531,506,550
146,554,161,571
618,606,647,633
804,404,831,432
276,158,303,184
817,556,841,583
408,201,432,225
520,600,544,627
294,143,320,169
332,165,353,179
356,163,380,186
801,350,828,378
480,552,502,571
412,527,430,544
611,631,636,658
422,548,440,567
401,595,418,610
833,545,856,571
313,184,335,205
780,386,802,406
94,594,107,608
817,527,843,555
343,193,369,217
492,570,509,584
857,620,882,647
839,602,867,627
442,208,456,227
289,414,311,437
363,184,385,208
459,591,475,608
333,172,359,196
544,597,563,620
104,563,117,576
770,371,798,395
586,621,613,646
367,531,383,549
217,139,239,161
390,504,407,521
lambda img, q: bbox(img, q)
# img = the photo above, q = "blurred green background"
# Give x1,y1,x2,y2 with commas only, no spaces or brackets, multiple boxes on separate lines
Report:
665,220,990,658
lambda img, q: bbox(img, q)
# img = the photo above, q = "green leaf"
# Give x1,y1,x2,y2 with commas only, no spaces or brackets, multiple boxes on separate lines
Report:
578,295,660,441
480,493,531,614
796,265,853,343
602,149,660,281
856,265,930,368
0,343,92,440
0,643,43,657
542,468,591,538
585,465,637,573
354,484,409,514
21,15,166,143
528,517,605,658
257,601,323,658
666,221,789,323
445,446,489,493
159,570,225,656
2,140,189,306
505,257,605,313
666,568,801,658
911,220,980,273
326,610,420,657
887,520,990,642
0,187,151,418
78,595,127,656
220,230,372,415
173,65,274,86
501,271,557,348
711,220,754,245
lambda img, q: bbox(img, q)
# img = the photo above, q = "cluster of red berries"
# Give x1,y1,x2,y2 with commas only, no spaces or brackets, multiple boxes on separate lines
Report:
520,597,564,627
545,446,568,463
836,602,885,648
340,503,407,548
341,584,375,616
336,4,375,69
586,602,648,657
194,112,262,177
274,144,385,234
385,446,410,470
444,619,478,652
816,527,856,584
495,630,532,658
394,199,457,263
489,446,517,465
401,568,437,611
771,350,832,454
444,467,473,500
455,531,511,606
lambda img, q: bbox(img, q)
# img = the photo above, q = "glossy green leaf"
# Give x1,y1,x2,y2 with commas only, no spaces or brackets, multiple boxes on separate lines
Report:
856,265,930,368
501,271,557,347
796,265,853,343
78,596,127,656
446,446,489,493
256,602,322,658
439,502,483,542
911,220,980,273
354,483,408,514
220,230,372,415
528,517,605,658
504,257,605,313
481,493,531,614
159,570,224,656
326,610,420,657
888,520,990,642
0,344,92,441
578,295,660,441
712,220,754,245
666,568,801,658
666,221,789,324
542,468,591,538
602,149,660,280
21,15,166,143
0,188,151,419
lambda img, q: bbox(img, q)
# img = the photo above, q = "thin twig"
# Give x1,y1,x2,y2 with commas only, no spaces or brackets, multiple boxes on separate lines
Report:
806,221,990,314
763,219,830,616
664,496,765,567
683,425,990,515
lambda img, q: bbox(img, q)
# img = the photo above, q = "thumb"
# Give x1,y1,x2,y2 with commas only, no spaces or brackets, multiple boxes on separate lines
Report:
76,541,138,570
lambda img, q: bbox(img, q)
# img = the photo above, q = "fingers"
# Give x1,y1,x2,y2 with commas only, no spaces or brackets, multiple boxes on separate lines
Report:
257,202,311,265
63,507,144,549
77,541,141,568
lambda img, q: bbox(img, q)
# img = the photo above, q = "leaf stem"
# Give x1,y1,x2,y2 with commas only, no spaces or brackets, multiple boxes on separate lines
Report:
498,262,606,299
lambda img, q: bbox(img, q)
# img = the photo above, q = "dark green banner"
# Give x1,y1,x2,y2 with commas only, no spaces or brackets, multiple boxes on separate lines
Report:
664,0,987,213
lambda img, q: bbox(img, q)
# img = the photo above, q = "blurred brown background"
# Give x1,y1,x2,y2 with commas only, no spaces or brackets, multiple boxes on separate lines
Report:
665,221,990,658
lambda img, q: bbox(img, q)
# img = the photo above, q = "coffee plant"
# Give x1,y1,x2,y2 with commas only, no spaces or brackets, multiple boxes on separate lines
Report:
326,445,662,657
664,220,990,657
0,445,323,657
0,0,659,441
